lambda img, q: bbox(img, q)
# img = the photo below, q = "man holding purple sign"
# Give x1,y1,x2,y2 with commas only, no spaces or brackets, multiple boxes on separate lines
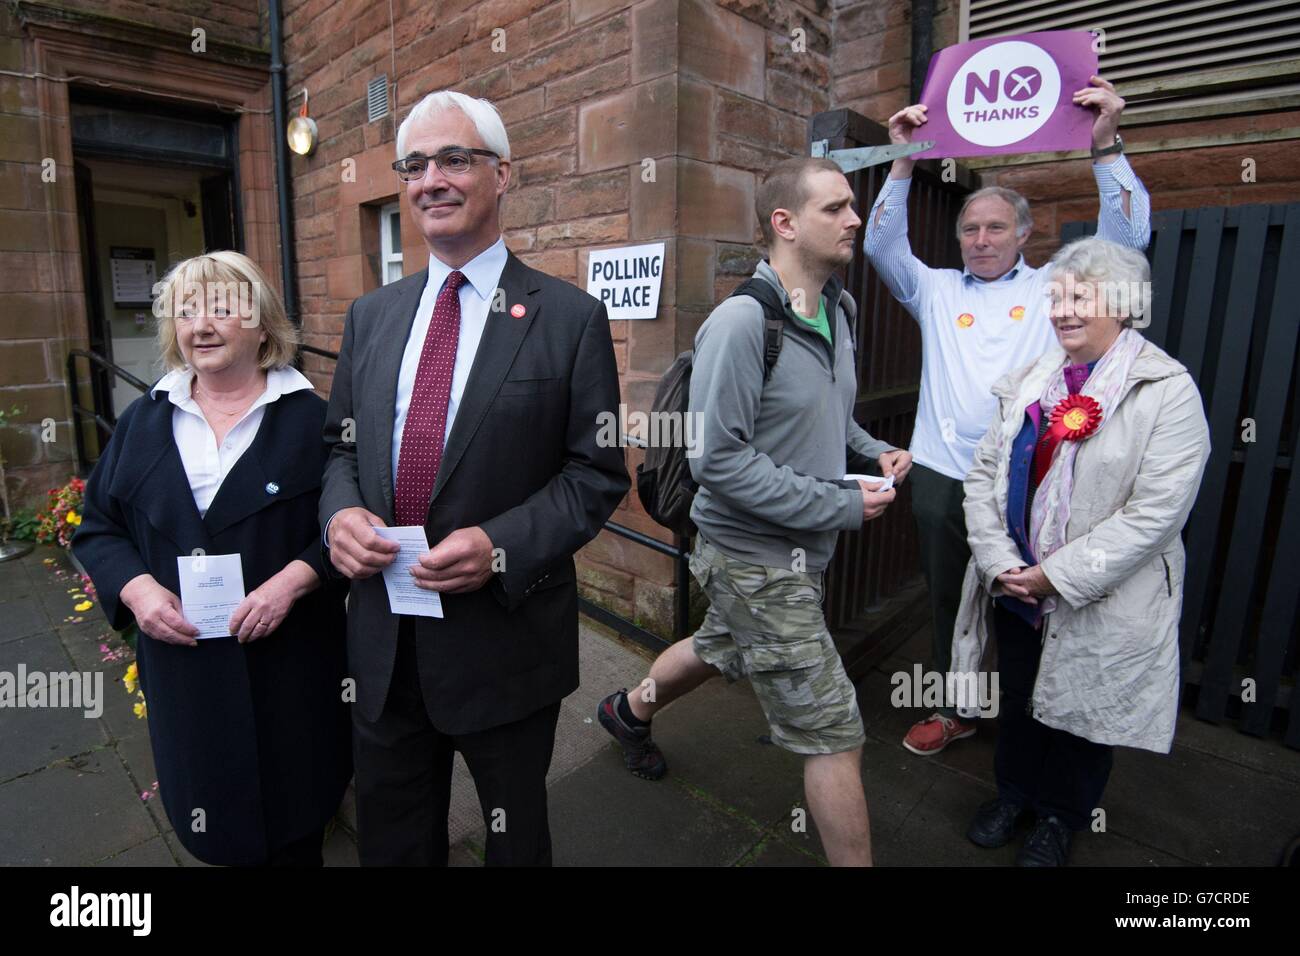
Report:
863,66,1151,761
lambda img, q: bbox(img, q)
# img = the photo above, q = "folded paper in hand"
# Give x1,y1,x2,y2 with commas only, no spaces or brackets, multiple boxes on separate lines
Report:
845,473,895,492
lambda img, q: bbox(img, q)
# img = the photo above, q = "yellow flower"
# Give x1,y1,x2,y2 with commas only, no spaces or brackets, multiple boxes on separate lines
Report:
133,693,147,719
74,600,92,612
124,663,138,695
66,511,81,526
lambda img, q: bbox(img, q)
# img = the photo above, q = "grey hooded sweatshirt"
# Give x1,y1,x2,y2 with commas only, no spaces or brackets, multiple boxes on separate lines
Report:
688,260,896,572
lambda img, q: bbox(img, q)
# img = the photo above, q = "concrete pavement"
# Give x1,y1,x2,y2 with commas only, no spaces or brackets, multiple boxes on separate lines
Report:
2,544,1297,866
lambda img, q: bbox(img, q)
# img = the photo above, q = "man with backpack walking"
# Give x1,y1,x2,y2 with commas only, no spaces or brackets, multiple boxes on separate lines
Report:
597,157,907,866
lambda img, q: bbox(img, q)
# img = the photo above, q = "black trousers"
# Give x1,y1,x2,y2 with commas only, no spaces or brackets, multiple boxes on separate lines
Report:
265,825,327,867
992,602,1114,831
352,619,561,866
910,462,971,718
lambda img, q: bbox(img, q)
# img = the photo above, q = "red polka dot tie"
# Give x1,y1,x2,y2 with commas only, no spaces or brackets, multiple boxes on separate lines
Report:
395,270,466,526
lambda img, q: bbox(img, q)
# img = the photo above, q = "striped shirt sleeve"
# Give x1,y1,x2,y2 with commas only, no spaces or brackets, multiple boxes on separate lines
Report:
863,176,926,318
1092,153,1151,250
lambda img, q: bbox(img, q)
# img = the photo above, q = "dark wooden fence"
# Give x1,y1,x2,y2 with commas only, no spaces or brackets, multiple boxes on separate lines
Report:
1063,203,1300,747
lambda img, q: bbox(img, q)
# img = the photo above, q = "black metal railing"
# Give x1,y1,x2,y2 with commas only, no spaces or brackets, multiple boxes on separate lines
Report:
66,349,149,470
67,345,688,652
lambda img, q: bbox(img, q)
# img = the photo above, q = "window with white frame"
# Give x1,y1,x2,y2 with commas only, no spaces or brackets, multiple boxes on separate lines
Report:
958,0,1300,124
380,202,403,285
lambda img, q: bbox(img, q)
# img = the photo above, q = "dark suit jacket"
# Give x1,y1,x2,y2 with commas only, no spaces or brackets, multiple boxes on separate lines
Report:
319,249,629,733
72,387,352,866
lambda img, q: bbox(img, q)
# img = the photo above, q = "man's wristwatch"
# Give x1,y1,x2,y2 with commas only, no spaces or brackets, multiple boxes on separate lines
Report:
1091,133,1124,159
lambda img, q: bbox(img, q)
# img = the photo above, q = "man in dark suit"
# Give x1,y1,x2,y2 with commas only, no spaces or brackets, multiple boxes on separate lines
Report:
319,90,628,866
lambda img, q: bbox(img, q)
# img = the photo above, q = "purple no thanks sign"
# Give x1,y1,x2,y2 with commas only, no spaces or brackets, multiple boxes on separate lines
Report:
913,30,1098,159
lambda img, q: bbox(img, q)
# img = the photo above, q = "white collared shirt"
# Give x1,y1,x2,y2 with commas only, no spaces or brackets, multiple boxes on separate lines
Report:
863,155,1152,480
390,235,508,483
151,365,315,516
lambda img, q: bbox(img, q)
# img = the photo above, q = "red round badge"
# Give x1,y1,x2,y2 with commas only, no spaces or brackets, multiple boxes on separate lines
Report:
510,304,526,318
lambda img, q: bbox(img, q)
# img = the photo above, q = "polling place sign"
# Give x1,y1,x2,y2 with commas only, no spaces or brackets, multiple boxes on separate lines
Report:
586,241,665,320
913,31,1098,159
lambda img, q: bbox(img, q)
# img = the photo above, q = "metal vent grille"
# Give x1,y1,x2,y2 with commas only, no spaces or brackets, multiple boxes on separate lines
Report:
960,0,1300,121
367,75,389,123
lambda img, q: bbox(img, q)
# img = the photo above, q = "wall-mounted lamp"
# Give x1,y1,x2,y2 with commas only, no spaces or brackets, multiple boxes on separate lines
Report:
287,88,317,156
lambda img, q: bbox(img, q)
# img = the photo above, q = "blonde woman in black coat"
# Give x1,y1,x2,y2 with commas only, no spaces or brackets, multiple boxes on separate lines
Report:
74,251,350,866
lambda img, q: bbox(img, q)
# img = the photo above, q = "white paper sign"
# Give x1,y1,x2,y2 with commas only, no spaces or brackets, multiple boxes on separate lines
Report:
177,553,246,639
586,241,665,320
109,247,157,305
373,526,445,618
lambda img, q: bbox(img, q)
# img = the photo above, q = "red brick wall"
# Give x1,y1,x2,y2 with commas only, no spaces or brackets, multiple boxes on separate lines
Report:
0,1,274,510
56,0,267,49
831,0,959,123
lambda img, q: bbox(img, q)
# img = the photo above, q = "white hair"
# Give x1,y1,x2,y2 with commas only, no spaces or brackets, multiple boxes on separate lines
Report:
1047,236,1152,326
1048,236,1150,288
956,186,1032,239
396,90,511,162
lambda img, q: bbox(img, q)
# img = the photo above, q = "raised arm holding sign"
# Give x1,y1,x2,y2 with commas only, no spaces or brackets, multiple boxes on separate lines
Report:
860,37,1153,764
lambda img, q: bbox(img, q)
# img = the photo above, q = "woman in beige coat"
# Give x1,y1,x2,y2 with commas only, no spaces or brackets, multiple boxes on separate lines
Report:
951,237,1210,866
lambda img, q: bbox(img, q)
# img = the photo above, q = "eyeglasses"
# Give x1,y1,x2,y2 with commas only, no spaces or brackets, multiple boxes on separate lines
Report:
392,147,499,182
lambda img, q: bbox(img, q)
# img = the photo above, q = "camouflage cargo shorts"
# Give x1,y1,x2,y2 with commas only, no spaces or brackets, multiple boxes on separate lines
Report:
688,535,866,756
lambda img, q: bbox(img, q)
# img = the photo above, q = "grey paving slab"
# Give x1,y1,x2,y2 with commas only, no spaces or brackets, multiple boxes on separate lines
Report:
546,752,765,866
337,780,357,832
739,828,826,867
639,676,808,829
448,751,488,847
0,559,31,602
112,730,167,830
57,618,121,672
92,666,150,745
0,596,51,644
0,630,108,780
27,573,95,626
323,822,359,867
860,732,945,846
1172,708,1300,787
1070,830,1191,867
756,811,827,864
876,769,1014,867
0,749,160,865
1101,745,1300,866
94,835,176,867
449,841,482,866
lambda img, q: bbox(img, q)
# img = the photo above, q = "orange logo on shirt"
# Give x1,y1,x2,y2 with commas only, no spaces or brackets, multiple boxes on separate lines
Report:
1009,305,1025,321
956,312,975,328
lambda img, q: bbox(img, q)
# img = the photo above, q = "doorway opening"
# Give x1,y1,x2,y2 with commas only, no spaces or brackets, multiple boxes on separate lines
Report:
70,92,242,428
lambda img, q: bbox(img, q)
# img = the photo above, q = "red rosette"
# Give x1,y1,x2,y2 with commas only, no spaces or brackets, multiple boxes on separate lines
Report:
1033,394,1104,484
1048,393,1103,441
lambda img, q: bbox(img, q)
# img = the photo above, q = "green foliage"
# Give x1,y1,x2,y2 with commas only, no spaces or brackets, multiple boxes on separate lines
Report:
2,508,40,541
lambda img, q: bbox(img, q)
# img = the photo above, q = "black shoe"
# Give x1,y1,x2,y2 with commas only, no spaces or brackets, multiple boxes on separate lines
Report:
597,689,667,780
1016,815,1073,866
966,797,1028,849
